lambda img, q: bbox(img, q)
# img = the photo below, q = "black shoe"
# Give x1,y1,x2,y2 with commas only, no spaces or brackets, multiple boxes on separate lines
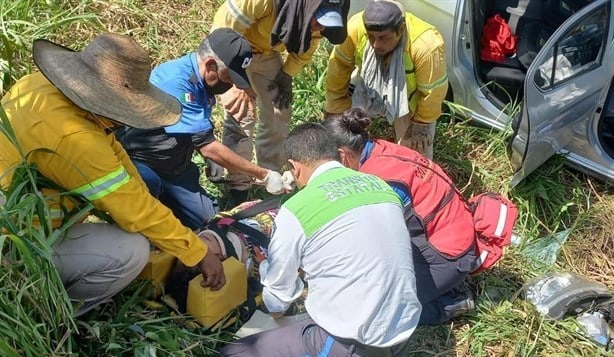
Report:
228,189,250,208
446,283,476,319
449,294,476,319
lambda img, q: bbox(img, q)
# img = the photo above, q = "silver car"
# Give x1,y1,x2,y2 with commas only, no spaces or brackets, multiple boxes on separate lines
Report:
348,0,614,185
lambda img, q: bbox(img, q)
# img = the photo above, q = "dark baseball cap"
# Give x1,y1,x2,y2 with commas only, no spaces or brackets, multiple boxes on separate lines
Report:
319,0,349,45
208,28,253,89
363,0,405,31
316,4,343,28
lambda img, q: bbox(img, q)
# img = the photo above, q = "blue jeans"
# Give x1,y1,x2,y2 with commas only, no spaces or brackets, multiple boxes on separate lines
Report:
133,161,217,231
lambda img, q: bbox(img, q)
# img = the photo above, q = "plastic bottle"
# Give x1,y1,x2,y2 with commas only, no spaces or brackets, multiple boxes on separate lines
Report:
187,256,247,328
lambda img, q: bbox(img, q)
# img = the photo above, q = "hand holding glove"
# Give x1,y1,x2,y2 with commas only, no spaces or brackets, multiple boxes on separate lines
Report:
404,120,433,157
206,159,225,183
267,71,293,109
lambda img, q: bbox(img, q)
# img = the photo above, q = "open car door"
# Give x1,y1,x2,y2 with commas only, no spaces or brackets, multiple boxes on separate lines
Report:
509,0,613,186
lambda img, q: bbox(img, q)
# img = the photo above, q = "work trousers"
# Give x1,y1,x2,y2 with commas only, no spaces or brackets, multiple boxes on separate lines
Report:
220,317,410,357
412,236,478,325
220,52,291,190
52,223,149,316
1,194,149,317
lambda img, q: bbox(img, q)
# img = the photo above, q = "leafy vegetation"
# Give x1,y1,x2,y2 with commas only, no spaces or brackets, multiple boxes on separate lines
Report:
0,0,612,356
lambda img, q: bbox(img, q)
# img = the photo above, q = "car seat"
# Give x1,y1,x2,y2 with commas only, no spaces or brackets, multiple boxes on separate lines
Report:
514,0,590,69
479,0,589,104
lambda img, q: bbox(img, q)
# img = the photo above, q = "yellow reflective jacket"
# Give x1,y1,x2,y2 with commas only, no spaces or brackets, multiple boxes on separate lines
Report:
212,0,322,76
0,72,207,266
325,11,448,123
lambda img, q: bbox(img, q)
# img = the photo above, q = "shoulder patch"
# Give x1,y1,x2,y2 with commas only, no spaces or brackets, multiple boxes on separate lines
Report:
181,92,195,103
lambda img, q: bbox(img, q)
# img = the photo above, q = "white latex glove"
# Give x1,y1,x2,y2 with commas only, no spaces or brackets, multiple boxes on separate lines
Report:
206,159,224,182
281,170,295,191
259,170,285,194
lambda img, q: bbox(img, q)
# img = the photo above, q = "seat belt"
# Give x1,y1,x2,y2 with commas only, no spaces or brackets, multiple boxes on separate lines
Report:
506,0,532,34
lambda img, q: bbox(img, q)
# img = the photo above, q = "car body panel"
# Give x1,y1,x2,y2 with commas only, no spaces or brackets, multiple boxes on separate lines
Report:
510,0,614,185
347,0,614,184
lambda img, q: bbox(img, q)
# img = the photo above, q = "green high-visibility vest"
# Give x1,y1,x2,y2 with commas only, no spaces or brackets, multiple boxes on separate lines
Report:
284,166,401,237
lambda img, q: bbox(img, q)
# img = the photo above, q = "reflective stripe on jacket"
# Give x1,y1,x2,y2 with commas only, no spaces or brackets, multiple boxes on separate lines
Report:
212,0,322,76
326,11,448,123
0,72,207,266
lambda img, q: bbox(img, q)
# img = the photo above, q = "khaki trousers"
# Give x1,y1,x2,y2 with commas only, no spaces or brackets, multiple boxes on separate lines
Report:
221,52,291,190
52,223,149,316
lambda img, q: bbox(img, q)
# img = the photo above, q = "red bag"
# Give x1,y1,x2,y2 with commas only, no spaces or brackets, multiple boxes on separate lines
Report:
469,193,518,273
480,14,517,63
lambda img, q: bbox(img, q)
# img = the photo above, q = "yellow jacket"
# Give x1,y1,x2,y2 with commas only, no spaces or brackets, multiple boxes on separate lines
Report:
0,72,207,266
325,11,448,123
212,0,322,76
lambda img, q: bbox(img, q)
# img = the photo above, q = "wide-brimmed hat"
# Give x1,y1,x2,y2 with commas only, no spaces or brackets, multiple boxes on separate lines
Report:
32,33,181,129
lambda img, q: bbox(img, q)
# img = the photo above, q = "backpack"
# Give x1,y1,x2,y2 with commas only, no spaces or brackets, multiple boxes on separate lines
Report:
375,154,518,273
469,192,518,274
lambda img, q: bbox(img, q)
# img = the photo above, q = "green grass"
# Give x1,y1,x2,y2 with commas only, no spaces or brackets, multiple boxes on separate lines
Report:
1,0,613,356
0,0,97,95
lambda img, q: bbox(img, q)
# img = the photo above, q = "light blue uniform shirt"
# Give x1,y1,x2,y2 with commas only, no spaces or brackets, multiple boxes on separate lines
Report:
150,53,215,135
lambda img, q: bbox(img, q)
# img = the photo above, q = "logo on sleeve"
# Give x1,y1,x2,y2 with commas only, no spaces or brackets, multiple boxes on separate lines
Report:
181,92,195,103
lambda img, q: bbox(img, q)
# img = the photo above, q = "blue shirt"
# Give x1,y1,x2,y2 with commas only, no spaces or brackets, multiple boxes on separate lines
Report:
115,53,216,177
150,52,215,135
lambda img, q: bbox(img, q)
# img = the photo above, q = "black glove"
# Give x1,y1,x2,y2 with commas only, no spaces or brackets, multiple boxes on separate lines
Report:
267,71,293,109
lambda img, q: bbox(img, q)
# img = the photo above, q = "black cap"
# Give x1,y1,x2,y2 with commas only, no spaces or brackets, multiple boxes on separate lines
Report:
363,0,405,31
208,28,253,89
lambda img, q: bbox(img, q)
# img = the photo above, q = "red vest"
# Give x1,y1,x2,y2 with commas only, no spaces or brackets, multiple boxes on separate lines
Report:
360,140,475,257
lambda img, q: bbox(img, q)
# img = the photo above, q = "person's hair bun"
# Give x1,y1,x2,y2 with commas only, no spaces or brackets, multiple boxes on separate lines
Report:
342,108,372,134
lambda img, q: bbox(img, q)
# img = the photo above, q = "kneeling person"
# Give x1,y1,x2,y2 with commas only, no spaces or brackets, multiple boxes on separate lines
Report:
221,123,421,357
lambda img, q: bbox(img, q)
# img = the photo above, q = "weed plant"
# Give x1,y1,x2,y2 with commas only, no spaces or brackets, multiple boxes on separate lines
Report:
0,0,612,356
0,0,97,95
0,109,80,355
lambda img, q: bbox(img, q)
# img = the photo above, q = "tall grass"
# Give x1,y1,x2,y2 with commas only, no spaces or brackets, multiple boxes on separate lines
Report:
0,108,83,355
0,0,97,94
0,0,612,355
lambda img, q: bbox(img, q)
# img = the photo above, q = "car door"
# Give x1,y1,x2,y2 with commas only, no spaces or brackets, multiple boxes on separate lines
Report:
508,0,613,186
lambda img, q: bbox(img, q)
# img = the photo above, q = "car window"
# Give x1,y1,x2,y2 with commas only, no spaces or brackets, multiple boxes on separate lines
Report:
534,4,609,89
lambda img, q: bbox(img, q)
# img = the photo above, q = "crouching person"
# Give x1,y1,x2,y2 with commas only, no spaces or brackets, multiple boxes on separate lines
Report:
323,108,478,325
220,123,421,357
0,34,225,316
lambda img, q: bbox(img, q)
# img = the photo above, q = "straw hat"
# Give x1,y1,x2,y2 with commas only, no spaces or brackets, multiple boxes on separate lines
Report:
32,33,181,129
